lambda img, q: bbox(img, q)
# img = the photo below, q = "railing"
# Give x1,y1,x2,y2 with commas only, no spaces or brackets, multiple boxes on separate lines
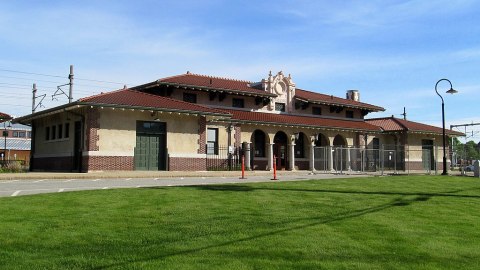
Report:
206,146,243,171
313,145,439,175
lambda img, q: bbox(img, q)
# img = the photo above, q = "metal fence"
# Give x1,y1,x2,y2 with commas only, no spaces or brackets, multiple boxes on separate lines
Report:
206,146,243,171
314,145,441,175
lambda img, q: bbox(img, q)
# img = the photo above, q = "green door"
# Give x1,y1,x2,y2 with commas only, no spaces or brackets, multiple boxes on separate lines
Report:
135,121,167,171
422,140,434,171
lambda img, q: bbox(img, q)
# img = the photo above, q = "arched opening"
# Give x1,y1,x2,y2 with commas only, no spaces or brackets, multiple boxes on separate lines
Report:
294,132,307,158
251,130,267,157
333,134,347,171
333,134,347,146
273,131,288,169
314,133,330,171
315,133,329,147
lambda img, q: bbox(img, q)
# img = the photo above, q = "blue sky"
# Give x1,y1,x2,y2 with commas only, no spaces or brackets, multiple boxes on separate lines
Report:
0,0,479,142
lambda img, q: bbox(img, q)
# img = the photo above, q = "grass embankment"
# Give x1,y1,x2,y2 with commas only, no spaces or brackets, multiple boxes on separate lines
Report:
1,175,479,269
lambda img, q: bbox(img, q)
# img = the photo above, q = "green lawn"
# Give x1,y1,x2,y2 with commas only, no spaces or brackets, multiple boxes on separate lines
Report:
1,175,479,270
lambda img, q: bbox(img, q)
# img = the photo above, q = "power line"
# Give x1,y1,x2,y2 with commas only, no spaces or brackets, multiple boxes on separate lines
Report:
0,75,64,84
0,103,30,107
0,68,64,78
0,67,132,85
75,77,127,85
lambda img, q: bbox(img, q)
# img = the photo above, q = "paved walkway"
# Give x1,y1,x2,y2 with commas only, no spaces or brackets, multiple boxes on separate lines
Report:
0,170,372,197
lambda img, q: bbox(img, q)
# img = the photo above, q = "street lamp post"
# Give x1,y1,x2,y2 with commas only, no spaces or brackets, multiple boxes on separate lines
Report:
435,79,458,175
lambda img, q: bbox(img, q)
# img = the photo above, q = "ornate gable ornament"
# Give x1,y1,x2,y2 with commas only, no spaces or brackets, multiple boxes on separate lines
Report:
264,71,296,112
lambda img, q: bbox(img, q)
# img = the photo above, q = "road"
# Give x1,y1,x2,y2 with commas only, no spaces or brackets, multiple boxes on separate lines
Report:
0,173,370,197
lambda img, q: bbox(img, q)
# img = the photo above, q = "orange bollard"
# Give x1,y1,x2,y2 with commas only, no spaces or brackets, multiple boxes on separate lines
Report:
272,155,278,180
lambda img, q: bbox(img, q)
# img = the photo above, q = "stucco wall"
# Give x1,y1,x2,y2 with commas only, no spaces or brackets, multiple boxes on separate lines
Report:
33,113,80,158
96,109,201,156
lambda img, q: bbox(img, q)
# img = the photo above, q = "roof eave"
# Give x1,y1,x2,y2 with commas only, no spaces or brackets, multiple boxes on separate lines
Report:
295,97,385,112
216,118,381,133
77,102,232,118
134,81,277,98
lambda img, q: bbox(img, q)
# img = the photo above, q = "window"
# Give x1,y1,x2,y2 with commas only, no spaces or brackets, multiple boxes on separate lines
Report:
275,102,286,112
346,110,354,118
45,127,50,141
232,98,244,108
312,107,322,115
57,124,63,139
183,93,197,103
51,125,56,140
18,131,26,138
27,132,32,138
64,123,70,138
13,131,19,137
207,128,218,155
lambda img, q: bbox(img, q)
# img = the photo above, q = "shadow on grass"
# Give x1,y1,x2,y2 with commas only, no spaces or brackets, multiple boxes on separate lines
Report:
93,194,431,270
180,184,480,199
191,184,255,192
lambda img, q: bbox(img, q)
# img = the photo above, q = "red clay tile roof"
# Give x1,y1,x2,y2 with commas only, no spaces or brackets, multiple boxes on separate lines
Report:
141,73,275,97
366,117,464,136
295,89,385,112
0,112,12,121
224,109,382,131
135,73,384,110
78,89,230,115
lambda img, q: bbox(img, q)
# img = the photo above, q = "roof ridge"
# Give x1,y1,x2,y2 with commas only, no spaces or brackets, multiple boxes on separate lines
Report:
78,88,127,102
122,89,231,115
297,88,384,110
185,72,253,83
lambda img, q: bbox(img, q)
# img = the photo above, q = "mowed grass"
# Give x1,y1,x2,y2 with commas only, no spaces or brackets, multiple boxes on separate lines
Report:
1,175,479,270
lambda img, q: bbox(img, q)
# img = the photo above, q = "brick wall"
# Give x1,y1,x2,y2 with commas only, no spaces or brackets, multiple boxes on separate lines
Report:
86,108,100,151
405,161,449,171
32,156,73,171
169,157,206,171
83,156,134,171
295,160,309,170
234,124,241,147
252,160,268,170
197,116,206,154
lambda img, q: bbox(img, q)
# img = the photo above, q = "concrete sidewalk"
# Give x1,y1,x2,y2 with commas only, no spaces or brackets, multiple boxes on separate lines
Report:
0,170,372,180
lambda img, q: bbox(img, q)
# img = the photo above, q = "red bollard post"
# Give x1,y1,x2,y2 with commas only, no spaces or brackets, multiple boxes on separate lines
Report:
272,155,278,180
240,155,246,179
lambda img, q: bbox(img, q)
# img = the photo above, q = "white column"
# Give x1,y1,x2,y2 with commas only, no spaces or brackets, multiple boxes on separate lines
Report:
289,142,296,171
267,143,274,171
346,147,351,171
309,140,315,172
328,146,334,172
243,142,251,170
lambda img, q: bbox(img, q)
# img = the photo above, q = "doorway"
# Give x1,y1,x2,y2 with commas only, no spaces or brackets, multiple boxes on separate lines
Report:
422,139,434,171
134,121,167,171
273,131,288,169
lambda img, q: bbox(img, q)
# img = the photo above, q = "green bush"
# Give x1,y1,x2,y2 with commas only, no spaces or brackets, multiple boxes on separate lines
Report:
0,161,27,173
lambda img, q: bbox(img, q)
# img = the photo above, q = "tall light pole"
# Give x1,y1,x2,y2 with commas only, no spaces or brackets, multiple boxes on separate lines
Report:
435,79,458,175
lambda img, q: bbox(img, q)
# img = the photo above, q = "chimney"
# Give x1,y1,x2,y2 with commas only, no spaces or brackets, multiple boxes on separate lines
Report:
346,90,360,101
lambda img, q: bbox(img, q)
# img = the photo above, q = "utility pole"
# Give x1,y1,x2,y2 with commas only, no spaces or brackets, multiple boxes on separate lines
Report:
32,83,37,114
68,65,74,103
401,107,407,120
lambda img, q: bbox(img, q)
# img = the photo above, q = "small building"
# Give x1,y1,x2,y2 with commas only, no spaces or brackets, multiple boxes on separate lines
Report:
1,113,32,165
13,71,463,172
